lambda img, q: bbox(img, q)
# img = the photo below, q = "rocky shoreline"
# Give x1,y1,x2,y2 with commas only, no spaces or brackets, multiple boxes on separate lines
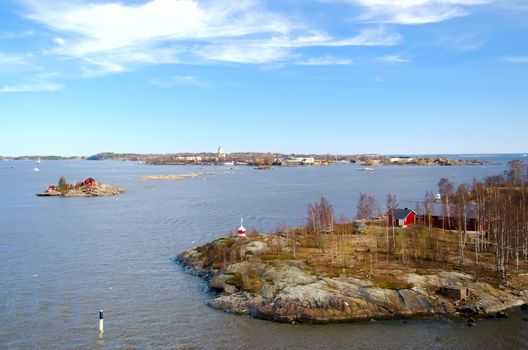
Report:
176,234,528,323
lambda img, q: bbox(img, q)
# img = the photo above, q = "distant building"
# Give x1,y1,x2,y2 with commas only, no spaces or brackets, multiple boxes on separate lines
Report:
280,157,315,166
418,203,478,231
217,146,226,160
388,208,417,227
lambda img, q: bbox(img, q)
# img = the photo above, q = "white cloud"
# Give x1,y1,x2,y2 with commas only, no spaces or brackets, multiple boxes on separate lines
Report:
0,30,34,39
297,55,353,65
151,75,207,87
53,37,66,46
194,27,399,64
0,81,64,93
379,54,410,63
338,0,491,24
21,0,401,73
501,56,528,63
0,52,30,66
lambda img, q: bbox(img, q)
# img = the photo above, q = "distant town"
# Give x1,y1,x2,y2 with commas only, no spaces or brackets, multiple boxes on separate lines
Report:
0,148,493,167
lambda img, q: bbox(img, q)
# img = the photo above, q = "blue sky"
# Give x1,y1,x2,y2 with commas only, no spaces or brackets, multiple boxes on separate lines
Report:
0,0,527,156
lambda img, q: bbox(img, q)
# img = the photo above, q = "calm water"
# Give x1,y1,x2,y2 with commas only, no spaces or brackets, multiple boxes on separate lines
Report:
1,156,528,349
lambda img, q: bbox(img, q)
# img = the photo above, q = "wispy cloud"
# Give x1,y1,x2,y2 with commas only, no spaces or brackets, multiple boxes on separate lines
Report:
0,52,31,67
379,54,410,63
21,0,400,74
336,0,491,24
0,30,35,39
151,75,208,88
0,81,64,93
297,55,353,65
501,56,528,63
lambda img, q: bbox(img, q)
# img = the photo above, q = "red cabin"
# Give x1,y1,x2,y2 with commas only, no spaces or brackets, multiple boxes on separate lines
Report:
82,178,97,187
388,208,417,227
47,185,56,191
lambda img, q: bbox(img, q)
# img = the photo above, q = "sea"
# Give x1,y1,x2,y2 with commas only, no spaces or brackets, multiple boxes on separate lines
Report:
1,154,528,349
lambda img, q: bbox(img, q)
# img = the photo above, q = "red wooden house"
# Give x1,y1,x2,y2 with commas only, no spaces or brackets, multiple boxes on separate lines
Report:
82,178,97,187
388,208,417,227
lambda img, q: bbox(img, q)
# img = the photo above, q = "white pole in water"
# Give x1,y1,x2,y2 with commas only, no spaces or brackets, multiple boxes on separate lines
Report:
99,310,104,333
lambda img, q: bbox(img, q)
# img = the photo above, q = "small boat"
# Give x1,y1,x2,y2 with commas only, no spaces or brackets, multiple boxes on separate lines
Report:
37,157,41,164
223,161,234,166
357,167,375,171
33,167,40,172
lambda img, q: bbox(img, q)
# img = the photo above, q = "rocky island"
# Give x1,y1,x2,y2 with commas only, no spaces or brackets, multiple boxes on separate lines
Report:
36,177,124,197
177,232,527,323
177,163,528,324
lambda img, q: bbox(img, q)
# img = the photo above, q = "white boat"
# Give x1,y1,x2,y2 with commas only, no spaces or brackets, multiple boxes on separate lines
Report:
357,167,375,171
223,161,234,166
37,157,41,164
33,167,40,172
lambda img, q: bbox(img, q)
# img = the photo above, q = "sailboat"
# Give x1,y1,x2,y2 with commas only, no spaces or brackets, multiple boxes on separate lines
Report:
33,157,41,171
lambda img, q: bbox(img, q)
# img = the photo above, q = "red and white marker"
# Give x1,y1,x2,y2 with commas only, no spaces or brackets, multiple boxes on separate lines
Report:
237,218,246,237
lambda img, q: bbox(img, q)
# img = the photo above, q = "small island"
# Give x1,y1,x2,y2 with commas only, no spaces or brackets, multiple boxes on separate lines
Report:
36,177,125,197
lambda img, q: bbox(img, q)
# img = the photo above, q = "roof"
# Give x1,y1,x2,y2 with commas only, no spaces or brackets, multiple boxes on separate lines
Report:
389,208,415,220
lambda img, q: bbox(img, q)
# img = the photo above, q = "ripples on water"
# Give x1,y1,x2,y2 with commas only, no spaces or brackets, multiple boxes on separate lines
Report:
1,158,528,349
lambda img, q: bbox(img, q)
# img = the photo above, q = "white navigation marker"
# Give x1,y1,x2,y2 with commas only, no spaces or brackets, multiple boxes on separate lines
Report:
99,310,104,333
237,218,246,238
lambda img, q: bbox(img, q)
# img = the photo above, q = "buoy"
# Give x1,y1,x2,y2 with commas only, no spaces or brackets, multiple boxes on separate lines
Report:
237,218,246,238
99,310,104,333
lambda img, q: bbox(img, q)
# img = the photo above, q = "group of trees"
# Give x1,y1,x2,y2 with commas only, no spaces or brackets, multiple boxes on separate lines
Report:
300,160,528,279
429,160,528,279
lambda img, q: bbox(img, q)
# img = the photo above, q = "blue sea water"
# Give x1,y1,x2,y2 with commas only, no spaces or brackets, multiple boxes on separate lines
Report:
1,155,527,349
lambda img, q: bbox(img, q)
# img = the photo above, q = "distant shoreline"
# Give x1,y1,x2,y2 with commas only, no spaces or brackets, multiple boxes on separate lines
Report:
1,152,514,167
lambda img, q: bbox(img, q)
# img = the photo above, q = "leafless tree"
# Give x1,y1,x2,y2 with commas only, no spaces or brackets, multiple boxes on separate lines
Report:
357,193,380,220
386,194,398,251
438,178,454,230
307,197,334,234
455,183,469,264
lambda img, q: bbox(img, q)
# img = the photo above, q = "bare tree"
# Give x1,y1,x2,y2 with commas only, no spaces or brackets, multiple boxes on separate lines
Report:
456,184,469,264
424,191,437,260
505,160,523,186
386,194,398,251
307,197,335,234
438,178,454,230
357,193,380,220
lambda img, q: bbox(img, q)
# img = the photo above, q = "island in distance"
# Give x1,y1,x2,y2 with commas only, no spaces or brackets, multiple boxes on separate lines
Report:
36,177,124,197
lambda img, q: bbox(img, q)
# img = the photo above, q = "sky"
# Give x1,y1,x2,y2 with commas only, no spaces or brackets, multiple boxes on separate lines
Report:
0,0,527,156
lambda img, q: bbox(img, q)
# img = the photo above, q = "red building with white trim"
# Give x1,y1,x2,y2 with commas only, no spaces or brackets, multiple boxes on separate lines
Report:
388,208,417,227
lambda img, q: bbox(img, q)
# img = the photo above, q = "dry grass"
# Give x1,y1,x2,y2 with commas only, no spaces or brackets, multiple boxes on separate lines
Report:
196,224,528,289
